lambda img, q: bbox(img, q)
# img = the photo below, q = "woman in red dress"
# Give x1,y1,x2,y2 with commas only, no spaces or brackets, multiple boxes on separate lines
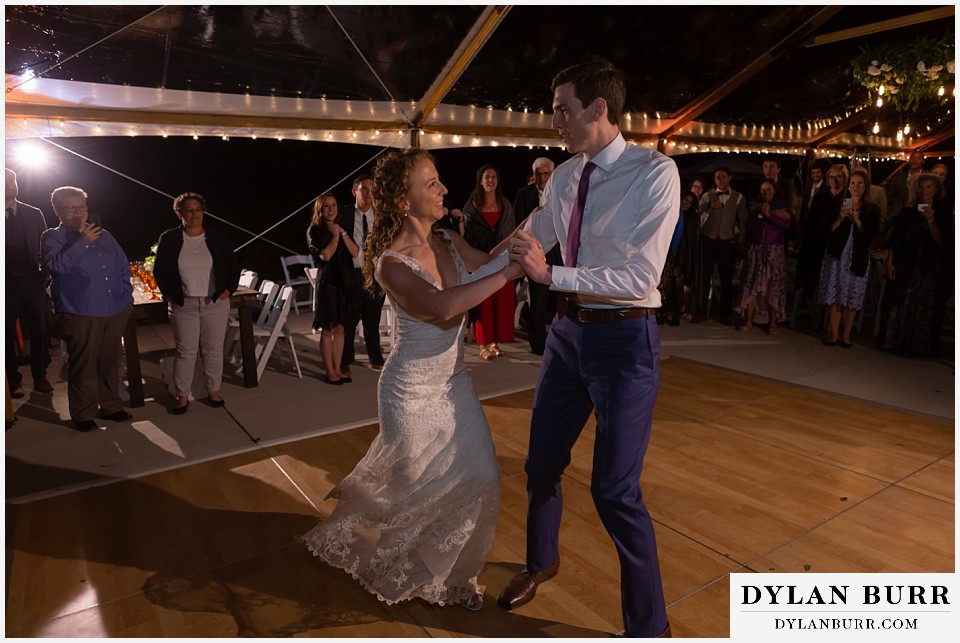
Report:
462,165,516,360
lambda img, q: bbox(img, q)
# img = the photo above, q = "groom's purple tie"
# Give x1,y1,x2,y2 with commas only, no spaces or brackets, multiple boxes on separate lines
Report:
557,161,597,318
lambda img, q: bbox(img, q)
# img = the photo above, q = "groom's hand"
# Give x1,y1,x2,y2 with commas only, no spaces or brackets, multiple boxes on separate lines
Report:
509,230,550,285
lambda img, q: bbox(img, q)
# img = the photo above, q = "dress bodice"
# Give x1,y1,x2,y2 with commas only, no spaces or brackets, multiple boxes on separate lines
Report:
374,230,470,378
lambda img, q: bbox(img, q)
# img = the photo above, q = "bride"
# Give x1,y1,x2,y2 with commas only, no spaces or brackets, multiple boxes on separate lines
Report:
303,149,522,611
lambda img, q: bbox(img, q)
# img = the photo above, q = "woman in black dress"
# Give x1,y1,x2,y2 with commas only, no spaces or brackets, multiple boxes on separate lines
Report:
307,193,359,384
878,174,950,356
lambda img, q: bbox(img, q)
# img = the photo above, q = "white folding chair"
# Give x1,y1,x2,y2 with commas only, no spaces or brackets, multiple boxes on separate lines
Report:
305,267,320,312
249,285,301,381
358,297,400,350
238,269,258,289
224,280,279,360
280,255,315,315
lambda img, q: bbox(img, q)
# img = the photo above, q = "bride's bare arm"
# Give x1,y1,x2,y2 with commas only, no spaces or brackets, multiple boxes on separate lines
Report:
444,230,522,273
379,256,522,322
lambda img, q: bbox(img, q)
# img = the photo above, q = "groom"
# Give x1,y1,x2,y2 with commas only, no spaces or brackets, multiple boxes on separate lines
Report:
502,60,679,638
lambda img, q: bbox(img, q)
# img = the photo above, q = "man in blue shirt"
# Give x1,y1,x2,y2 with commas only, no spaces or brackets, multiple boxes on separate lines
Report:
41,187,134,431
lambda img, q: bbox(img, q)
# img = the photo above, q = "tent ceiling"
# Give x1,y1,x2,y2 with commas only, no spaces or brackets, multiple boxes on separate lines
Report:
4,4,955,158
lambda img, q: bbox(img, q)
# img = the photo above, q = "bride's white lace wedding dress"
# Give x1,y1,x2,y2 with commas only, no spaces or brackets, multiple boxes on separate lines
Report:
303,231,500,607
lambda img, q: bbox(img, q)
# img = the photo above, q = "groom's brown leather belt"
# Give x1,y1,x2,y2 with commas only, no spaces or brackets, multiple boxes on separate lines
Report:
568,303,650,323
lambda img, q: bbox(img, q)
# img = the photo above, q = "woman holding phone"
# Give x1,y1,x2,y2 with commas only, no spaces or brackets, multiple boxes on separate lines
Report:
877,173,949,356
817,168,880,347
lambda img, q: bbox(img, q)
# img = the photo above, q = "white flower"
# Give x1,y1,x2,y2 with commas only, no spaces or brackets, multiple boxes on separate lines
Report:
880,63,892,72
871,60,879,66
917,61,926,72
929,64,943,72
867,65,881,76
888,87,899,94
929,71,939,80
895,77,905,84
947,60,955,74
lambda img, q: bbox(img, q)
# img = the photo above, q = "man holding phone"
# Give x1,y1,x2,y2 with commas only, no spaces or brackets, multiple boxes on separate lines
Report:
41,186,133,431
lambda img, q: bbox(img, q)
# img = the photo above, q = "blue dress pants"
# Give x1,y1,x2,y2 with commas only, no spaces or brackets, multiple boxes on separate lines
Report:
525,311,667,637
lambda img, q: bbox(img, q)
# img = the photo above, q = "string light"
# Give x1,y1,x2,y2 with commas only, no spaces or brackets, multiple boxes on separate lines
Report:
876,97,883,108
903,123,911,135
878,85,885,95
872,122,880,134
938,86,945,96
896,129,903,142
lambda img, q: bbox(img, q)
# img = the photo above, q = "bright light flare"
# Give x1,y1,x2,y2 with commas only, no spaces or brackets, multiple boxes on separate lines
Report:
13,141,49,169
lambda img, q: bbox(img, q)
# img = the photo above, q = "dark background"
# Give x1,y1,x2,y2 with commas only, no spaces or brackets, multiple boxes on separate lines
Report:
6,136,945,284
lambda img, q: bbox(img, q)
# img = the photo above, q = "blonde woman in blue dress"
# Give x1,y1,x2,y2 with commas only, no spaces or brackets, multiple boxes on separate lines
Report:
304,148,522,611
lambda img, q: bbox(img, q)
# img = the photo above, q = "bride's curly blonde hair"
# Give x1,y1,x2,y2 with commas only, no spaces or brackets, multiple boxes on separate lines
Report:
363,148,435,290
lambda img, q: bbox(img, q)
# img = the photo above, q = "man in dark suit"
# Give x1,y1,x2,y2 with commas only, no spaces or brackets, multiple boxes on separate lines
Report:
5,168,53,398
512,157,559,355
799,161,829,226
885,150,925,217
339,174,385,374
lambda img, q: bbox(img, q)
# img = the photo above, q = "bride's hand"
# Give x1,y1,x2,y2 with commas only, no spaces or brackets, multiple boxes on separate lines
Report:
504,259,525,280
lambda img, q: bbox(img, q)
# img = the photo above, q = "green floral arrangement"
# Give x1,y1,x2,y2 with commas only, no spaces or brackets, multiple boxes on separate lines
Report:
143,243,158,272
852,36,954,113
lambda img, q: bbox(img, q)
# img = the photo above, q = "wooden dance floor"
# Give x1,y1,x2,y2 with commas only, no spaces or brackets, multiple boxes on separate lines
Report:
5,358,953,637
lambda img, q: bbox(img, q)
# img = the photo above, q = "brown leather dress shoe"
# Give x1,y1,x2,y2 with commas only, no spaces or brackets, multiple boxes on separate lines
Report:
33,376,54,393
497,559,560,611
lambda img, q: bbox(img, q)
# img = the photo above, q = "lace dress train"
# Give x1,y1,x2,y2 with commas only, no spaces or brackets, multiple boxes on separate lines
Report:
303,232,500,606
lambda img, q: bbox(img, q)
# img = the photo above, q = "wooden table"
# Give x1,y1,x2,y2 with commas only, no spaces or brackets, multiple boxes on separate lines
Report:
123,287,261,407
231,287,261,389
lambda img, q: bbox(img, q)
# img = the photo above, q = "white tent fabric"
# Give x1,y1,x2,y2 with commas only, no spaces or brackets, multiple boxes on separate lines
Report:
4,74,903,157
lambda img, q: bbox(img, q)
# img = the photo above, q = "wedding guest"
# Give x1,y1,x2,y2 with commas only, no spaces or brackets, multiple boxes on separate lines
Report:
462,164,516,360
678,189,703,321
307,193,359,384
818,170,880,347
41,187,133,431
885,150,925,217
340,175,385,374
795,163,848,330
689,178,705,201
658,197,686,326
5,168,53,398
693,167,746,325
735,179,792,333
154,192,240,413
514,157,560,354
878,174,949,356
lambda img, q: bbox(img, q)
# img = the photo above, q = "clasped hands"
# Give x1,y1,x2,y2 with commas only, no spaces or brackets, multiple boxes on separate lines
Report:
505,230,551,284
